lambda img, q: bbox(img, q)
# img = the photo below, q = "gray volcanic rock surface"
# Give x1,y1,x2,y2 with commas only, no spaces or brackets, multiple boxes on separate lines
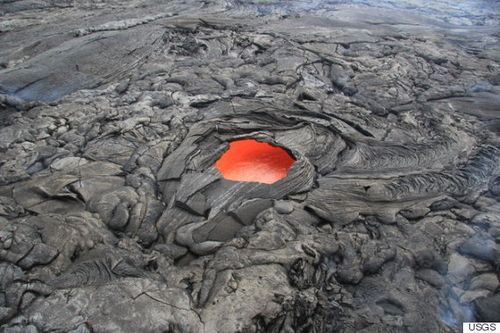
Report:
1,0,499,332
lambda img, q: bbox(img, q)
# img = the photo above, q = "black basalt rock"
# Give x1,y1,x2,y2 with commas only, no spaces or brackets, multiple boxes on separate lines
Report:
0,0,499,332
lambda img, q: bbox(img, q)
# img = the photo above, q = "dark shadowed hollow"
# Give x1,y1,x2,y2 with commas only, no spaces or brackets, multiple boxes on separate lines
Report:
215,139,295,184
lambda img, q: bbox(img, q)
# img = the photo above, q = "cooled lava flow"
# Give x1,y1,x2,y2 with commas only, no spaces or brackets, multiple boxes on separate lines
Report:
1,0,500,332
215,139,295,184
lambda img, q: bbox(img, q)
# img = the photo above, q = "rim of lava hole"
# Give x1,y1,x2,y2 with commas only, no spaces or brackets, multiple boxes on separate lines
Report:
215,139,296,184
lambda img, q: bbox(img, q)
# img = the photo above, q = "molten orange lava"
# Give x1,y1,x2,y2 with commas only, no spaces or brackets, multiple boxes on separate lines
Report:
215,139,295,184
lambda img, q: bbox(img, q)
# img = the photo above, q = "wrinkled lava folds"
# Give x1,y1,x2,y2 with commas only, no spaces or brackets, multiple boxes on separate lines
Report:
215,139,295,184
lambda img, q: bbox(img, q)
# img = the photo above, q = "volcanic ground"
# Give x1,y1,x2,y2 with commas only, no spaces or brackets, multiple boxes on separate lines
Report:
0,1,500,332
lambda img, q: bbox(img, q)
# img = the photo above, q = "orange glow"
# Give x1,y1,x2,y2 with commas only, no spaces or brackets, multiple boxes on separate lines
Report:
215,139,295,184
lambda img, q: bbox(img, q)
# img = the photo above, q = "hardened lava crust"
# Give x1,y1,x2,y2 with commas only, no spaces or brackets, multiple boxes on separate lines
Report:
0,1,499,332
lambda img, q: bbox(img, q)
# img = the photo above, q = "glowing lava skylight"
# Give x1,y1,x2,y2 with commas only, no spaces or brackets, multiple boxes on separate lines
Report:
215,139,296,184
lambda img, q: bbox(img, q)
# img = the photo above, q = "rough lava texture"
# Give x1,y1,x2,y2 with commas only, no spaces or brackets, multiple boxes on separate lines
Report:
0,0,500,332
